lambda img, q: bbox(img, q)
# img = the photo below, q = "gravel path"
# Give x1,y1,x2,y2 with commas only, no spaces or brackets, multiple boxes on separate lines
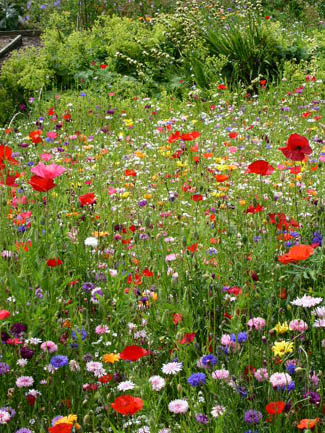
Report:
0,35,41,69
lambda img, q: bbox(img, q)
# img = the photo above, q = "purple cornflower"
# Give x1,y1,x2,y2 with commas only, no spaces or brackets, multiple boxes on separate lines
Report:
82,282,94,292
0,363,10,375
237,332,247,343
244,409,263,424
187,373,206,387
50,355,68,368
16,429,33,433
201,355,218,367
195,413,209,424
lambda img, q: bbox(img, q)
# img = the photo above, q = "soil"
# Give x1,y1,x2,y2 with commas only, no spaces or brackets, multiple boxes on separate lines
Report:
0,35,41,69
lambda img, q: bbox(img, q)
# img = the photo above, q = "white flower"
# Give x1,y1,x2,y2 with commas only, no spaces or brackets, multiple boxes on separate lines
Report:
161,361,183,375
211,404,226,418
17,359,28,367
168,399,189,414
291,295,323,308
117,380,135,391
149,375,166,391
314,319,325,328
313,306,325,318
84,237,98,248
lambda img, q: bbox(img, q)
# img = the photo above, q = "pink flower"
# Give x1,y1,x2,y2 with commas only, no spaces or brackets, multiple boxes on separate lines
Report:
31,162,65,179
212,369,230,380
168,399,189,414
95,325,109,335
149,375,166,391
254,368,269,382
40,153,53,161
248,317,266,330
289,319,308,332
211,404,226,418
47,132,57,140
0,410,10,424
16,376,34,388
221,334,231,346
269,372,292,387
165,253,177,263
41,341,58,353
291,295,323,308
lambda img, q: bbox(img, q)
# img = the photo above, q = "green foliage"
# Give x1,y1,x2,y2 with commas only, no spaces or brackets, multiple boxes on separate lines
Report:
0,84,14,125
0,0,21,29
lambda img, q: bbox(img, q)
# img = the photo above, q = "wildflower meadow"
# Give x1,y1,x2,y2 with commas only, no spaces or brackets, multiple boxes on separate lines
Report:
0,1,324,432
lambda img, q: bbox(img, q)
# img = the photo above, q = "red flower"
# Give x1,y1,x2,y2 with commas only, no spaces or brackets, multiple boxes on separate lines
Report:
297,418,320,430
48,424,73,433
289,166,301,174
29,175,56,192
168,131,181,143
142,268,153,277
260,79,267,86
229,132,238,139
172,313,183,325
246,160,274,176
279,134,312,161
125,169,137,177
0,145,19,170
265,16,270,19
98,374,112,383
215,175,229,182
29,130,42,144
269,213,299,230
79,193,96,206
120,345,148,361
191,194,203,202
100,64,108,69
47,258,63,267
180,131,200,141
111,395,143,416
265,401,285,416
48,107,55,116
0,310,10,320
187,243,198,253
218,84,227,90
245,204,264,214
178,332,196,344
278,244,314,264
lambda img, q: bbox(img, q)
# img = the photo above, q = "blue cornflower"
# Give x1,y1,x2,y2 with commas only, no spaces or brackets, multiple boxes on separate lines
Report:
50,355,68,368
201,355,217,367
230,334,236,342
238,332,247,343
188,373,206,387
286,363,296,375
72,328,88,341
312,232,322,246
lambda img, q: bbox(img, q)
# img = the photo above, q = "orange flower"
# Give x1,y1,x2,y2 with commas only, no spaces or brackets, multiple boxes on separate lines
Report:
297,418,320,430
278,245,314,264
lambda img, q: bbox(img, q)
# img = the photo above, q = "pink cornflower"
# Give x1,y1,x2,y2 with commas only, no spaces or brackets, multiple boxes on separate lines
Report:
248,317,266,330
289,319,308,332
86,361,105,377
149,375,166,391
291,295,323,308
254,368,269,382
212,369,230,380
0,410,10,424
16,376,34,388
95,325,109,335
40,341,58,353
165,253,177,262
161,361,182,375
117,380,135,391
211,404,226,418
269,372,292,388
220,334,232,346
168,399,189,414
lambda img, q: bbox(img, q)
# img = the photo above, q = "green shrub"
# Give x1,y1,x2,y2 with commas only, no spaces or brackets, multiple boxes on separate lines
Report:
0,85,14,125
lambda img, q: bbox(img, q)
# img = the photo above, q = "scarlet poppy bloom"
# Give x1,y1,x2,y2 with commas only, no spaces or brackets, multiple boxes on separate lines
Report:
187,243,198,253
120,345,148,361
191,194,203,202
218,84,227,90
0,310,10,320
125,169,137,177
79,193,96,206
142,268,153,277
246,160,274,176
168,131,181,143
245,204,264,214
229,132,238,139
297,418,320,430
265,401,285,416
215,175,229,182
111,395,143,415
0,172,20,187
279,134,312,161
100,64,108,69
178,332,196,344
0,145,19,170
180,131,200,141
269,213,299,230
98,374,112,383
289,166,301,174
172,313,183,325
278,244,314,264
48,107,55,116
29,130,42,144
48,424,73,433
29,175,56,192
47,258,63,267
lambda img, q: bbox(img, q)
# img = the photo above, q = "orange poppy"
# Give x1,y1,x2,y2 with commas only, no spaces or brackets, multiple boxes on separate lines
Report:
278,245,314,264
215,175,229,182
111,395,143,415
297,418,320,430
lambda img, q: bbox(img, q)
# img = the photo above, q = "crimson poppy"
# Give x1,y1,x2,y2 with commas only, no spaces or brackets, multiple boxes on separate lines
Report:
172,313,183,325
215,175,229,182
111,395,143,415
120,345,148,361
278,244,314,264
191,194,203,202
47,258,63,267
246,160,274,176
279,134,312,161
289,166,301,174
79,193,96,206
0,310,10,320
48,424,73,433
142,268,153,277
29,175,56,192
125,169,137,177
168,131,181,143
180,131,200,141
218,84,227,90
98,374,112,383
178,332,196,344
0,145,19,170
269,213,299,230
229,132,238,139
265,401,285,416
29,130,42,144
245,204,264,214
187,243,198,253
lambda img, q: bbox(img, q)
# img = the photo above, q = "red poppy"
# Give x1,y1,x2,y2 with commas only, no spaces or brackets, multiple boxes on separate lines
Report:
269,213,299,230
142,268,153,277
0,145,19,170
191,194,203,202
79,193,96,206
260,79,267,86
227,286,242,296
297,418,320,430
100,64,108,69
180,131,200,141
168,131,181,143
29,175,56,192
125,169,137,177
172,313,183,325
120,345,148,361
0,310,10,320
289,166,301,174
29,130,42,144
48,424,73,433
63,113,72,121
215,175,229,182
98,374,112,383
229,132,238,139
47,258,63,267
265,16,270,19
178,332,196,344
245,204,264,214
48,107,55,116
26,394,36,406
187,243,198,253
278,244,314,264
0,172,20,187
111,395,143,415
218,84,227,90
265,401,285,416
246,160,274,176
279,134,312,161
